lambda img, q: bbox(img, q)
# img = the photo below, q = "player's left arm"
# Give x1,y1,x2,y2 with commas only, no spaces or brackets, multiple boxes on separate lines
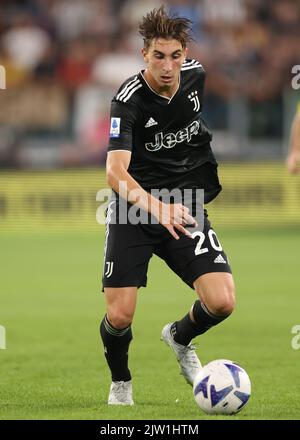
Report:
287,104,300,174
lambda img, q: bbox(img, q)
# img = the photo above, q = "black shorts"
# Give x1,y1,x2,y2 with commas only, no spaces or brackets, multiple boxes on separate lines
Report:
102,202,231,291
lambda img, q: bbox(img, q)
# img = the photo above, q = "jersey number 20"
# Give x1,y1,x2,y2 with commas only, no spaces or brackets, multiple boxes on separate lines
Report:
192,229,222,255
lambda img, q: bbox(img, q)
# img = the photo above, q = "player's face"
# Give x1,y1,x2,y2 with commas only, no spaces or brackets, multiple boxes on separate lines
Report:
142,38,187,94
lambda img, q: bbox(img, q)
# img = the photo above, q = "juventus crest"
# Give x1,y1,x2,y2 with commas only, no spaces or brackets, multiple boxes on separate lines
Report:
188,90,200,112
104,261,114,278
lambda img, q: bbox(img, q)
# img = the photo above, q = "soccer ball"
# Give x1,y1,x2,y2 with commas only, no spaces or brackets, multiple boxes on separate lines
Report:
193,359,251,415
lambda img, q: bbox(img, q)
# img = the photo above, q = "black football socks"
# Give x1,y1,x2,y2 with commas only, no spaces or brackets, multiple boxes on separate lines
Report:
100,315,132,382
172,300,229,346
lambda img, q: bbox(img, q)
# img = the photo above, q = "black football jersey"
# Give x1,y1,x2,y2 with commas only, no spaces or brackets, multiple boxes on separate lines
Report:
108,59,221,203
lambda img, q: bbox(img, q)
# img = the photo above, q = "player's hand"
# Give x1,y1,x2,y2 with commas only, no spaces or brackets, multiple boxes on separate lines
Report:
287,151,300,174
157,202,198,240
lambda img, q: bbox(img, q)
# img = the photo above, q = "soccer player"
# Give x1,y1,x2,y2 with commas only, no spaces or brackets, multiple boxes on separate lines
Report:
286,102,300,174
100,6,235,405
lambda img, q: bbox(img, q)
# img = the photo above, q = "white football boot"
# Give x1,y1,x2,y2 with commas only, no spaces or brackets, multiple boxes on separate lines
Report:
161,323,202,385
108,380,134,405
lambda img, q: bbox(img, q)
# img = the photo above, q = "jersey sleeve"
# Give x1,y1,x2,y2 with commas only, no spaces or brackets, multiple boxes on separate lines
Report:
182,59,206,106
107,100,138,152
196,66,206,107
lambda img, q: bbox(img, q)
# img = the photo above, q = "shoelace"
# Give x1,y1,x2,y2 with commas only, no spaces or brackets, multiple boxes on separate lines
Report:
113,382,130,400
180,345,200,369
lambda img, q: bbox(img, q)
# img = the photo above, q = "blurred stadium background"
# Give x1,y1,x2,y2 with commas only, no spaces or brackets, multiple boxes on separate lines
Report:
0,0,299,230
1,0,300,420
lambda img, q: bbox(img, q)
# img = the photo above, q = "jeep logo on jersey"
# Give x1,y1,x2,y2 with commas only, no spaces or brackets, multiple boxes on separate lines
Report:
145,120,200,152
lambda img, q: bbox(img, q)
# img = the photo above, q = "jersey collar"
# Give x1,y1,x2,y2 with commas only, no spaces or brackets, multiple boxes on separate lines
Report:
139,70,180,104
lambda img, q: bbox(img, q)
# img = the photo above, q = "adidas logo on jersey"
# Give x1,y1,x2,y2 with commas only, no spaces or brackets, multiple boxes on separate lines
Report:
214,254,226,264
145,117,158,128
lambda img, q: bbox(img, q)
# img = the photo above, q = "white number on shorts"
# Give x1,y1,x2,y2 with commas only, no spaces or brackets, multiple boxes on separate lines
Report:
208,229,223,251
191,231,208,255
192,229,223,255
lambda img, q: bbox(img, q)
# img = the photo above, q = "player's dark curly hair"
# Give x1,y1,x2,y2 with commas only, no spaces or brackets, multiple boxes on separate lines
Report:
139,5,193,50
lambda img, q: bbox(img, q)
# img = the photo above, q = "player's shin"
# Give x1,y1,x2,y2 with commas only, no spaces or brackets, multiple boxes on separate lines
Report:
100,315,132,381
172,300,231,346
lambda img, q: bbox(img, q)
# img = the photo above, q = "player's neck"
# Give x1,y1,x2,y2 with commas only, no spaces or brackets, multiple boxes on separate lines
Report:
143,69,179,98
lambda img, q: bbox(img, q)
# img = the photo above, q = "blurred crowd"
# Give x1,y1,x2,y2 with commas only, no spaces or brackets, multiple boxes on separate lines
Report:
0,0,299,168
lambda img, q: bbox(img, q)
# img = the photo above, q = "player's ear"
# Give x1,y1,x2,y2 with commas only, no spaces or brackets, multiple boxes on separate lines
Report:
183,47,188,60
142,47,149,63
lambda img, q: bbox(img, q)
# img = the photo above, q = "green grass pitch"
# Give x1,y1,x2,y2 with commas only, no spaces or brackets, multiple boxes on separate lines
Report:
0,228,300,420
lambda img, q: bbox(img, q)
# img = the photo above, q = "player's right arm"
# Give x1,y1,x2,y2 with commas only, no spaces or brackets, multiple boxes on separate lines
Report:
106,150,196,240
287,104,300,174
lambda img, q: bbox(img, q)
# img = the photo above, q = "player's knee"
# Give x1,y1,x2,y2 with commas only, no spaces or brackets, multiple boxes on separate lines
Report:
210,284,236,317
213,297,235,316
107,309,133,330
